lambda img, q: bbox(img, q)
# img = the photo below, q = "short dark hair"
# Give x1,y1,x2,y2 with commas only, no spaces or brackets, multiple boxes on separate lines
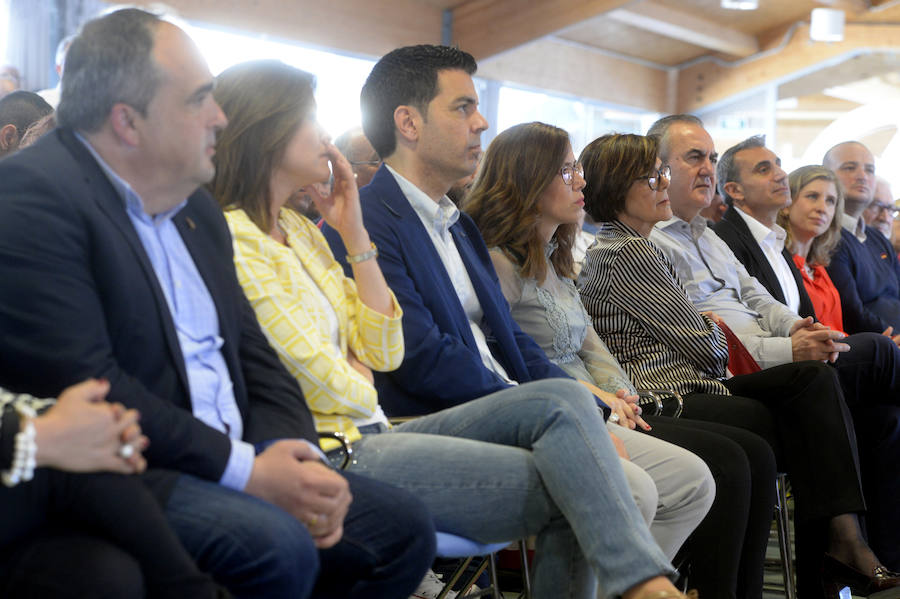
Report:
360,44,477,158
57,8,163,132
0,91,52,134
646,114,704,161
579,133,659,223
210,60,317,235
716,135,766,204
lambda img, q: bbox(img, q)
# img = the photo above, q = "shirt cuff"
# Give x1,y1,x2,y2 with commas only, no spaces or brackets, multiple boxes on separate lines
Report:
219,439,256,491
300,438,328,462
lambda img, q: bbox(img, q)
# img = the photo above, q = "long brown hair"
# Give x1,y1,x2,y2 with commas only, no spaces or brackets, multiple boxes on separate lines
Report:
209,60,316,233
782,165,845,267
464,122,576,283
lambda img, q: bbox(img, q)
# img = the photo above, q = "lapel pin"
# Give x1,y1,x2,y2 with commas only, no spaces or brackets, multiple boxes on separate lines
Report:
185,217,196,230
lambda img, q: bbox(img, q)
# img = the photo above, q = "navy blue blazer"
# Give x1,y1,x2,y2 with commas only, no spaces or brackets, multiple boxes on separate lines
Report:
712,205,816,319
323,166,571,416
827,226,900,334
0,128,317,486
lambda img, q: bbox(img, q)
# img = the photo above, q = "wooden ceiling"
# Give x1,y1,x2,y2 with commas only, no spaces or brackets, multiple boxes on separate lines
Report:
132,0,900,113
451,0,900,66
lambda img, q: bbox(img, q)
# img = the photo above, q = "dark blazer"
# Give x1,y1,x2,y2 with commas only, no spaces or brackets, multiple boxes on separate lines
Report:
322,166,571,416
712,205,816,319
826,227,900,334
0,128,317,485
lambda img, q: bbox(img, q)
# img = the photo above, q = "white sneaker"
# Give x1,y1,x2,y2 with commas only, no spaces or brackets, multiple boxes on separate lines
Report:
409,569,457,599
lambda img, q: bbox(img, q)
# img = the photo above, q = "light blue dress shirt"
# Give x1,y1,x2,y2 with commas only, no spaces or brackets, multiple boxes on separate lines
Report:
77,134,255,490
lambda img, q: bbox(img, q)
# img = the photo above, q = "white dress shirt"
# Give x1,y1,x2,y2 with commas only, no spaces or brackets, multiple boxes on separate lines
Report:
734,207,801,314
841,212,867,243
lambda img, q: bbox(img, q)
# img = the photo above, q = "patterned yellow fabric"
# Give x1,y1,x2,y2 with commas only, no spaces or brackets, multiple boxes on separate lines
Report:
226,208,403,444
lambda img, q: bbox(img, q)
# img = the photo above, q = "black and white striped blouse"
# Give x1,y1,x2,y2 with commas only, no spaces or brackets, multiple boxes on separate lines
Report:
577,220,730,396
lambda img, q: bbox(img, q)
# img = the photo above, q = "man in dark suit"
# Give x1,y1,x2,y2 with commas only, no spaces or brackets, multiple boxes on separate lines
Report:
0,9,433,598
711,133,900,572
711,138,816,320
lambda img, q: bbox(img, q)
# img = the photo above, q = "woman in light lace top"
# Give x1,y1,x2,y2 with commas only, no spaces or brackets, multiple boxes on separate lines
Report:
465,122,777,599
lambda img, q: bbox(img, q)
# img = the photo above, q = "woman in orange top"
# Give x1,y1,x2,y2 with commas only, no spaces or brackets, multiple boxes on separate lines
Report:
779,166,846,332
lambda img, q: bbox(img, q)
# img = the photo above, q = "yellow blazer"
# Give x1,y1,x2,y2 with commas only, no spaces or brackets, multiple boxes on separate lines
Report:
226,208,403,443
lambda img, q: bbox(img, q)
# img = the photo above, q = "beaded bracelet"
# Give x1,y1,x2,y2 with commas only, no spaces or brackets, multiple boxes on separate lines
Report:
1,405,37,487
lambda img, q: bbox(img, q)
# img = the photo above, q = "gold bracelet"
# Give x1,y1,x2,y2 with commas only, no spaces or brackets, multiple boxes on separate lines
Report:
346,242,378,264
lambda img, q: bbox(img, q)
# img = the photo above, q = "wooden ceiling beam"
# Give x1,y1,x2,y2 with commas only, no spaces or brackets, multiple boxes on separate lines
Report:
607,0,759,57
451,0,632,60
675,22,900,113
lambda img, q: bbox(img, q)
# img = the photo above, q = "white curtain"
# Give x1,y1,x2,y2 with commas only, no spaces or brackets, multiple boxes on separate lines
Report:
5,0,107,92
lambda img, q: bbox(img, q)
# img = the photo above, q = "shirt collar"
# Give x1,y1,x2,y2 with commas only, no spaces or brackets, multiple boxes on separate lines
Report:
735,205,786,250
655,213,706,241
385,164,459,235
841,212,867,242
74,131,186,224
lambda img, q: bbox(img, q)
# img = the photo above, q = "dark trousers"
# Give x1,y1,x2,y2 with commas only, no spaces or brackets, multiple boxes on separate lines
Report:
648,416,776,599
0,471,219,599
164,469,436,599
832,332,900,570
682,361,866,599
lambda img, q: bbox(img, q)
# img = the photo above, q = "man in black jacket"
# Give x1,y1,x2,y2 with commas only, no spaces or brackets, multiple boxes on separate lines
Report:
0,9,433,598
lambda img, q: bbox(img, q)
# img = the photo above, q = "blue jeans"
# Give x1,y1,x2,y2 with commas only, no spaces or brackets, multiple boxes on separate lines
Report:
164,470,435,599
347,378,673,599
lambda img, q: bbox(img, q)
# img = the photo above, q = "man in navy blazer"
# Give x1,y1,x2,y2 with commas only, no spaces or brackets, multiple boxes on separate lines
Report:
327,164,570,416
0,10,433,598
824,141,900,334
323,59,573,418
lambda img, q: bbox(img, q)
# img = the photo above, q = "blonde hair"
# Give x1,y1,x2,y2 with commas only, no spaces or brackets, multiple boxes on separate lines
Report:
781,165,845,267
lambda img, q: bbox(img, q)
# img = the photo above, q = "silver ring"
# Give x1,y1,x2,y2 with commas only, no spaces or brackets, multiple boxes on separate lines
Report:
609,412,620,424
117,443,135,459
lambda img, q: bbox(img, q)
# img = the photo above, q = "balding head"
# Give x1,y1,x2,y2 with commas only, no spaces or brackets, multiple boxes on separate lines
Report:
823,141,875,217
334,127,380,187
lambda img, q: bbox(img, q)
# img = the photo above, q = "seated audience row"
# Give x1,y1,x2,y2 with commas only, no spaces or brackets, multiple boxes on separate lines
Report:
463,121,775,599
0,10,436,599
0,9,701,599
710,134,900,578
209,55,696,599
1,6,897,599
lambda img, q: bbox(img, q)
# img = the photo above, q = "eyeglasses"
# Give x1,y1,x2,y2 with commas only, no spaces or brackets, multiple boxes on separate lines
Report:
636,165,671,191
868,202,900,217
560,162,584,186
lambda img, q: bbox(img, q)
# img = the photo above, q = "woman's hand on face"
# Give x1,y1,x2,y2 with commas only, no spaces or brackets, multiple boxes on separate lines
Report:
33,379,148,474
313,143,367,245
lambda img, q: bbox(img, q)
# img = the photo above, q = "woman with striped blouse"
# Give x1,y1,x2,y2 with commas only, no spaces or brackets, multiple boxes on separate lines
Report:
576,133,898,599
